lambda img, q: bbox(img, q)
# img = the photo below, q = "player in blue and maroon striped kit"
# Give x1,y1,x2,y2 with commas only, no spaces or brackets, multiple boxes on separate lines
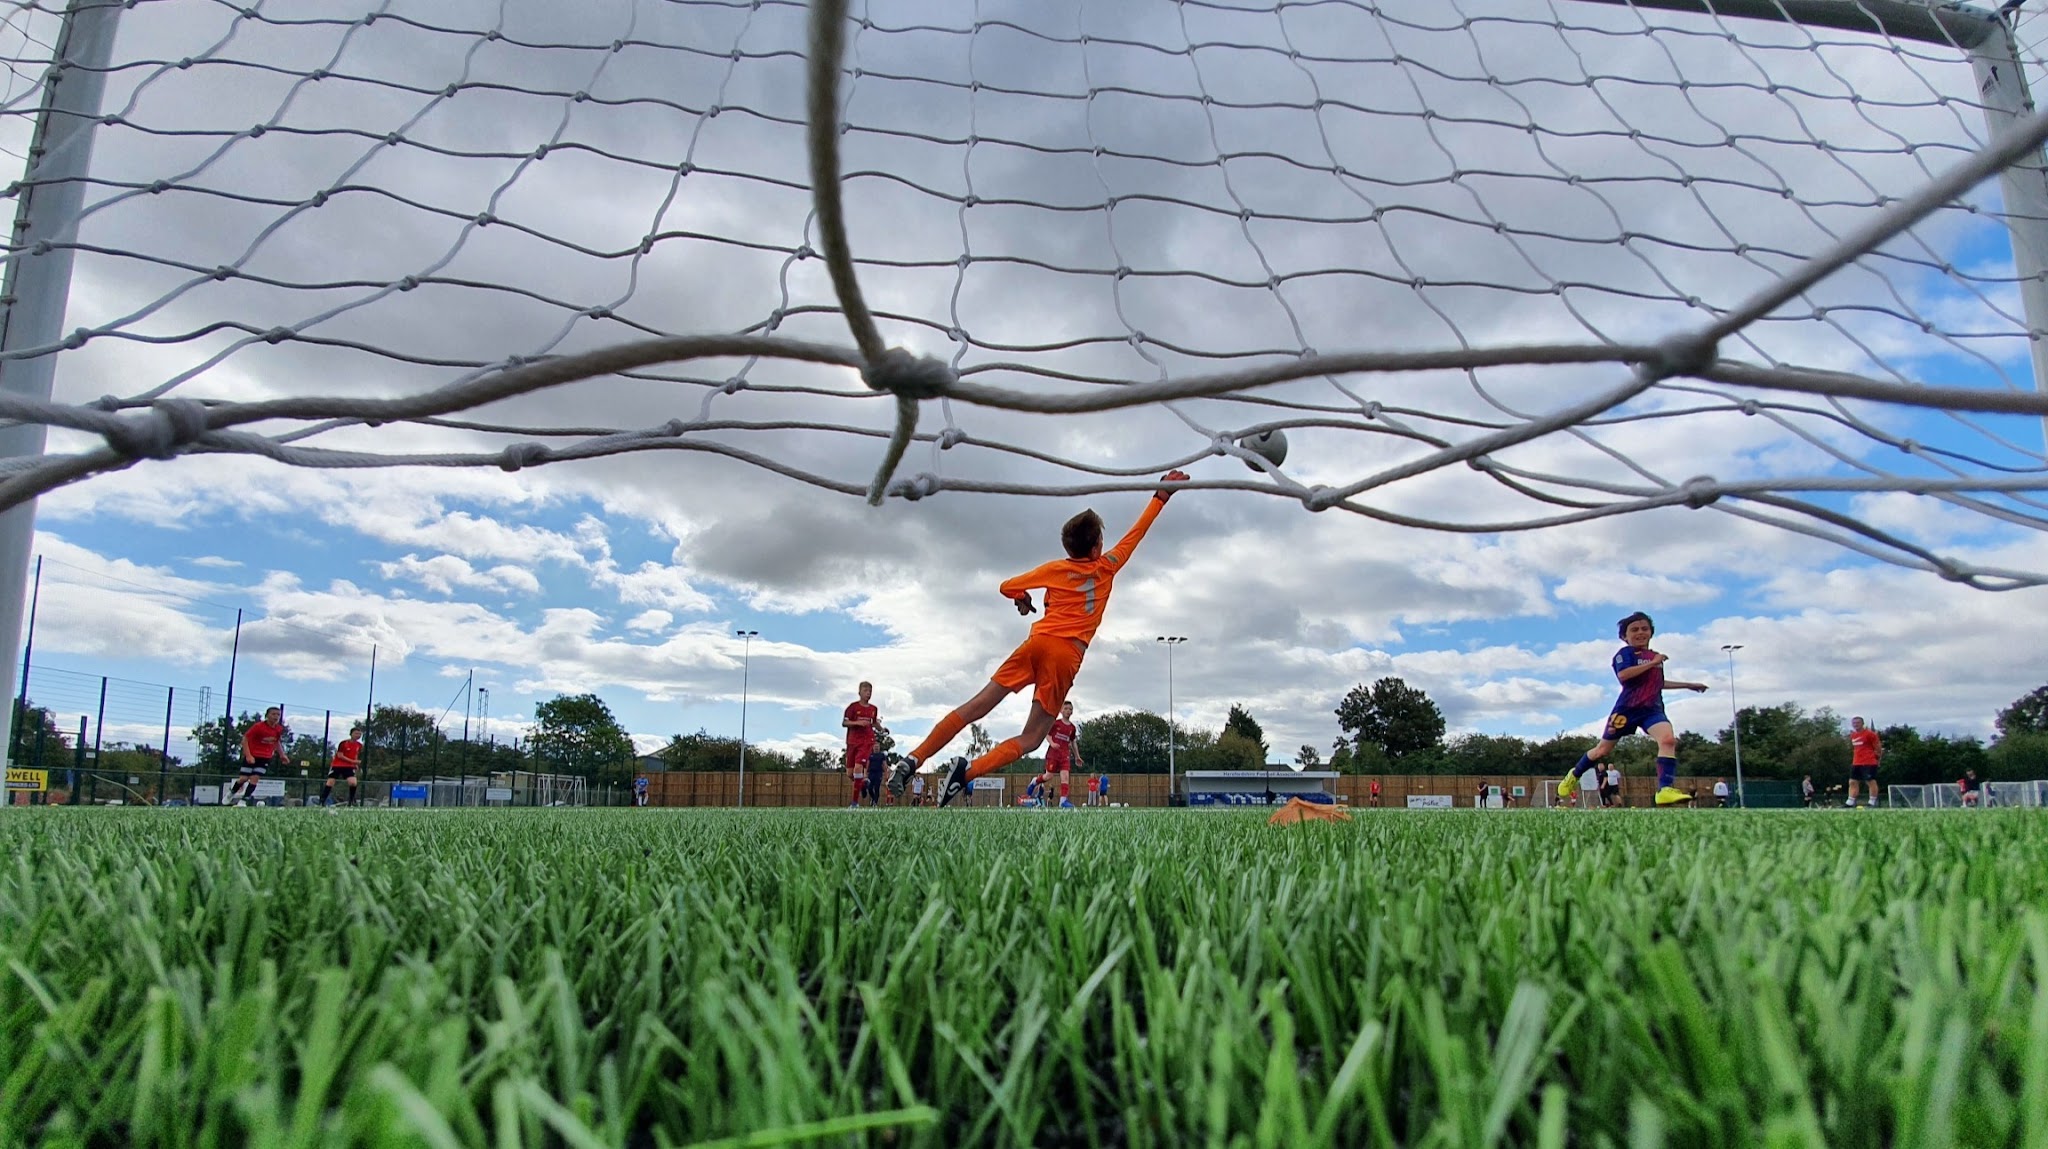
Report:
1557,612,1708,807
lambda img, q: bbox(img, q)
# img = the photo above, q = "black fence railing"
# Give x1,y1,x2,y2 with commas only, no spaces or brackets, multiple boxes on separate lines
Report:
6,767,634,808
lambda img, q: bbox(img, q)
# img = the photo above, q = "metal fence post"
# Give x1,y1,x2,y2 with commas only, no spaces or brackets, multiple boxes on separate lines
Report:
92,673,105,770
158,686,173,804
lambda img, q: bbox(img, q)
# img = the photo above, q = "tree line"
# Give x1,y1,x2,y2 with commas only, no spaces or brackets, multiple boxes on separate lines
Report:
1300,677,2048,785
28,677,2048,788
14,692,646,787
1071,678,2048,786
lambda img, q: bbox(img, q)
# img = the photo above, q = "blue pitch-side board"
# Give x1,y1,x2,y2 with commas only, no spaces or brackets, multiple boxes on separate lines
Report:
1186,791,1335,806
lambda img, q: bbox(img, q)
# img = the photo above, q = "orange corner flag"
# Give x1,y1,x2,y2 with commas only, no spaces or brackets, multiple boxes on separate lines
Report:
1267,797,1352,825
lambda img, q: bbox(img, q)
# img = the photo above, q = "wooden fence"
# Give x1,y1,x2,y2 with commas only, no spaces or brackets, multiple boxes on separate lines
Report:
645,771,1733,808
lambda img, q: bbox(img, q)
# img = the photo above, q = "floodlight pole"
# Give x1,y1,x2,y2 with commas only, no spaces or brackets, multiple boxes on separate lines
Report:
1157,636,1186,804
1721,644,1747,808
735,629,757,808
0,0,122,766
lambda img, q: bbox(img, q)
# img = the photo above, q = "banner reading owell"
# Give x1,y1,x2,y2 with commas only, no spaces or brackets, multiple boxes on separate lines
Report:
5,768,47,792
1406,794,1454,809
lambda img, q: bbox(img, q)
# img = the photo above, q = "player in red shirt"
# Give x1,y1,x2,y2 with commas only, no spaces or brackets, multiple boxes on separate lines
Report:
320,725,364,808
228,707,290,807
844,682,879,805
1846,716,1884,808
1031,701,1085,809
889,472,1188,806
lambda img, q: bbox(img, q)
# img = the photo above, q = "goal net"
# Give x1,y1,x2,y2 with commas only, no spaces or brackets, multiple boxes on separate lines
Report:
4,0,2048,584
1889,780,2046,806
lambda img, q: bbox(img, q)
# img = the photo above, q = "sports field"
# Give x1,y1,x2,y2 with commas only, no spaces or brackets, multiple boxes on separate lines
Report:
3,808,2044,1147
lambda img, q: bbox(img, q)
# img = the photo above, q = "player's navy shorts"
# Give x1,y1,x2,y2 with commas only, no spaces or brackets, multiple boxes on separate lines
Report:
326,766,357,781
1850,765,1878,782
1601,705,1667,739
240,755,274,776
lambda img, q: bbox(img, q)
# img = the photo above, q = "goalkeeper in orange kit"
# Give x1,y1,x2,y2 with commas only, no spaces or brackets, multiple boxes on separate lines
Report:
889,471,1189,807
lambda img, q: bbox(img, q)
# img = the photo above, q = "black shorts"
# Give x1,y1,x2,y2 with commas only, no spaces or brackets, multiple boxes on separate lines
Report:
1850,765,1878,783
240,756,274,777
326,767,357,781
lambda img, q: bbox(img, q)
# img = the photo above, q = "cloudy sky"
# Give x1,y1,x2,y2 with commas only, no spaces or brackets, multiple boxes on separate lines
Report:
4,0,2048,769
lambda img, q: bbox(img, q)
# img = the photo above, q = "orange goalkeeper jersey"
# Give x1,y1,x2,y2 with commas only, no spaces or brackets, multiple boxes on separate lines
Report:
998,497,1164,646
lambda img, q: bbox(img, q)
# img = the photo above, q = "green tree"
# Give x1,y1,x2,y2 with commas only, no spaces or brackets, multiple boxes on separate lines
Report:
1078,710,1170,774
1439,733,1533,776
796,746,838,771
1328,736,1354,774
1879,729,1985,786
1996,685,2048,740
1705,703,1842,781
1335,678,1445,764
1526,733,1590,779
532,693,636,783
1988,731,2048,780
657,730,732,772
10,701,70,767
435,735,520,780
1350,741,1392,775
361,705,442,779
284,734,328,774
654,728,794,773
94,742,178,774
1214,729,1266,771
1676,729,1736,779
967,723,994,761
1171,727,1221,773
1295,744,1321,769
1223,704,1268,758
661,729,798,773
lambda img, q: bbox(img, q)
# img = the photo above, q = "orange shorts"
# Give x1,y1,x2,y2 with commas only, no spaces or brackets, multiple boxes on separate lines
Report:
990,634,1084,716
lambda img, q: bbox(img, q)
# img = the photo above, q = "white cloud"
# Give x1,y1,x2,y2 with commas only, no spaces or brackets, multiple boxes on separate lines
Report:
624,609,674,632
589,559,716,614
24,534,231,670
378,554,542,597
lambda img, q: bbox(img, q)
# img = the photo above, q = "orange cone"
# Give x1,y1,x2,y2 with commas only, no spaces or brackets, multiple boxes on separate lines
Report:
1267,797,1352,825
